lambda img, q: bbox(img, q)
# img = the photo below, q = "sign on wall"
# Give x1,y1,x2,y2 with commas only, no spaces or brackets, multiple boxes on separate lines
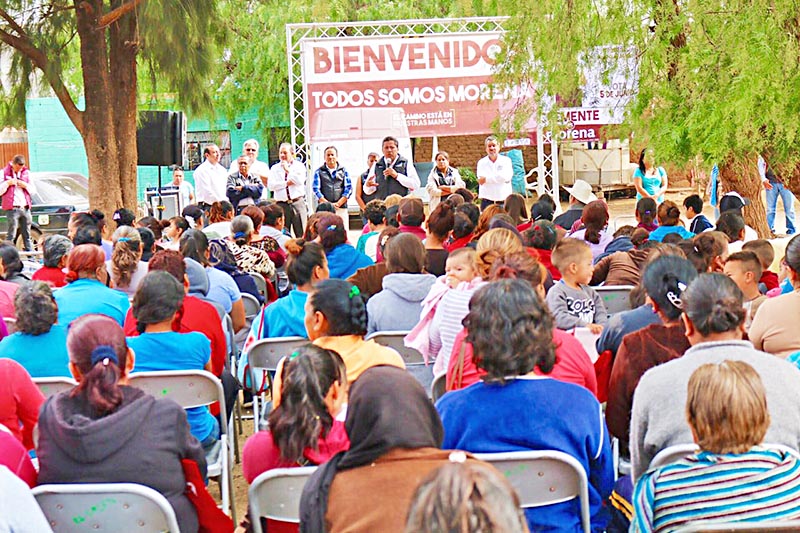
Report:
302,33,538,141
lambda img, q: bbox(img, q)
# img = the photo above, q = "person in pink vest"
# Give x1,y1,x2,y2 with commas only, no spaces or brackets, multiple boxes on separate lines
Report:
1,155,35,251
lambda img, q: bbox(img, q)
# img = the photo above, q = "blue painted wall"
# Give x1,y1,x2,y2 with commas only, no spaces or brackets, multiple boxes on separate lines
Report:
25,97,287,201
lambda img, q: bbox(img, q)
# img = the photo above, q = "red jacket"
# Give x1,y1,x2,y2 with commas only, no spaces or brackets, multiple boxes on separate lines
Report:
1,163,31,211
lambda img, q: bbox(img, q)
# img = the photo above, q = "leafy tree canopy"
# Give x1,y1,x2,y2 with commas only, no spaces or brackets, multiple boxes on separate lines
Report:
495,0,800,170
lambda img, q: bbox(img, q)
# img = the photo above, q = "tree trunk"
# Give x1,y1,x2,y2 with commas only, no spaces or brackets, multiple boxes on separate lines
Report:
74,0,126,220
718,156,771,238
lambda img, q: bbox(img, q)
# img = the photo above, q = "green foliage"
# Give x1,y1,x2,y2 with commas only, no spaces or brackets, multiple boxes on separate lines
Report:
0,1,221,126
211,0,499,133
458,166,478,192
495,0,800,170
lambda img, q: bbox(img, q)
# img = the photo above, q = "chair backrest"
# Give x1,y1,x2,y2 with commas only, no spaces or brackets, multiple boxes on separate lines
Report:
249,466,317,532
4,317,17,334
571,327,600,364
612,215,638,232
431,372,447,403
34,376,78,398
247,336,309,393
649,443,699,470
241,292,261,320
475,450,591,533
250,271,268,298
595,285,635,316
33,482,180,533
365,331,424,365
128,369,226,428
674,520,800,532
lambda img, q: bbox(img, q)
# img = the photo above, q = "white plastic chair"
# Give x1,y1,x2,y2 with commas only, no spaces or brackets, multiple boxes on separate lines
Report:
249,271,268,299
246,336,309,432
365,330,424,365
33,482,180,532
431,373,447,403
33,376,78,398
475,450,591,533
366,331,433,391
650,443,800,472
248,466,317,533
570,327,601,364
612,215,638,232
594,285,635,316
674,520,800,532
649,443,699,471
128,370,235,521
241,293,261,322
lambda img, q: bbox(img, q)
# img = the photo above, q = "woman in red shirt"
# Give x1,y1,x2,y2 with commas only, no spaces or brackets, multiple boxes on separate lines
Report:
243,344,349,532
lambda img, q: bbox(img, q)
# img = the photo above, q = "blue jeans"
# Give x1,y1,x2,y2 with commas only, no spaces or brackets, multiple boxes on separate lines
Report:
766,182,796,234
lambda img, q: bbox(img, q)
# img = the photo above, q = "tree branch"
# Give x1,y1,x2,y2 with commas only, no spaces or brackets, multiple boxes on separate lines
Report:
0,25,83,133
0,8,28,37
98,0,144,29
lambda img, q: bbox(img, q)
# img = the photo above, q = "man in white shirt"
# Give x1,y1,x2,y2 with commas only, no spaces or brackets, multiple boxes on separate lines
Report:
233,139,271,201
476,135,513,211
171,166,194,209
268,143,308,237
193,144,228,210
363,136,420,201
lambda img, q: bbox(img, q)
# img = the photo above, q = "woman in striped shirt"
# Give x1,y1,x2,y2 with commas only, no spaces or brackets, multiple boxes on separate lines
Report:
632,360,800,532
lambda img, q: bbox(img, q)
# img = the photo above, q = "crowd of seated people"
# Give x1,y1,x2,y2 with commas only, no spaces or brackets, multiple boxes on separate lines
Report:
5,187,800,533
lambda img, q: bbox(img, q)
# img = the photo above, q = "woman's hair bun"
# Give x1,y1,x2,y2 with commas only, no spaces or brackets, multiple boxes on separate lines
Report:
286,238,306,256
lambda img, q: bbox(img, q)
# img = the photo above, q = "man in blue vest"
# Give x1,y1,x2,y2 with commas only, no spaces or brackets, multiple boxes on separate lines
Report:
363,136,420,201
312,146,352,224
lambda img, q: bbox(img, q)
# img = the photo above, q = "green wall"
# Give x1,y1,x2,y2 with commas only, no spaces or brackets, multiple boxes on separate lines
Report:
25,97,287,202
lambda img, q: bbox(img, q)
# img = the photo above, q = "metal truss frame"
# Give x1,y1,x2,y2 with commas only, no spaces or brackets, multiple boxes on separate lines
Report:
286,17,558,206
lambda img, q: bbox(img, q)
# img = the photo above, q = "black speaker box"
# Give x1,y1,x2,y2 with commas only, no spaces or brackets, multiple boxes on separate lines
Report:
136,111,185,166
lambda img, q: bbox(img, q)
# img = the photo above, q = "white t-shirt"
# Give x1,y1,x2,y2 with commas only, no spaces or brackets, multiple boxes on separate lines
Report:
476,154,513,202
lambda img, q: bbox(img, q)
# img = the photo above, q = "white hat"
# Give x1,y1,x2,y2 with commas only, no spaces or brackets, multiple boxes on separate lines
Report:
564,180,597,205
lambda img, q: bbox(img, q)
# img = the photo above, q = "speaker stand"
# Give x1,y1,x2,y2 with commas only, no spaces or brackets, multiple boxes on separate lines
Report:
156,165,165,220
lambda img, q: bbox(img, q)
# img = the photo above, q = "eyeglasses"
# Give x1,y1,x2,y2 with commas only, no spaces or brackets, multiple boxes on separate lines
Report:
245,148,257,152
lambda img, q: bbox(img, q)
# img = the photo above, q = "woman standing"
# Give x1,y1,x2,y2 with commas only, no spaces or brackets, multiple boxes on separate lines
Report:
633,149,668,204
426,151,465,213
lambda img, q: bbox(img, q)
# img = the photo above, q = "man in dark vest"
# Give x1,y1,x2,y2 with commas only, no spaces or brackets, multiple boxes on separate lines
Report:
313,146,352,224
363,136,420,201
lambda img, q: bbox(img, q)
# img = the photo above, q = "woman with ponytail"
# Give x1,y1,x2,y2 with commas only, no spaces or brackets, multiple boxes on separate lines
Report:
606,256,696,456
425,201,455,277
126,271,219,452
37,313,206,533
54,243,130,326
106,225,148,296
239,238,330,385
272,279,404,408
568,200,613,261
648,200,695,242
243,345,349,482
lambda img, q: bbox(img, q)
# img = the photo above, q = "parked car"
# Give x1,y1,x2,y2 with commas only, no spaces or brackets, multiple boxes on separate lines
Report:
0,172,89,249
